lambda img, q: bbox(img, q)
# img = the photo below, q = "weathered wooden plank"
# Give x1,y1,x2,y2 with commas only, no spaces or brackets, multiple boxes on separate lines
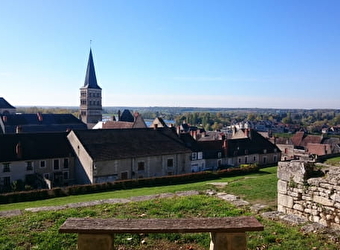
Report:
59,217,263,234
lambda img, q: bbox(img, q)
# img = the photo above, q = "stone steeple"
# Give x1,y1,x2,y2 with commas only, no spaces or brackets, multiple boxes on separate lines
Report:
80,49,102,128
83,49,101,89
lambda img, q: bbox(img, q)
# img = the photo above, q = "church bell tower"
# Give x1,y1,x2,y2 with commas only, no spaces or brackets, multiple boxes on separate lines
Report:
80,49,102,128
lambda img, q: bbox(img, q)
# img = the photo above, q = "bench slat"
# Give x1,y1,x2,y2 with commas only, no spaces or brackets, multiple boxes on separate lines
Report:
59,217,263,234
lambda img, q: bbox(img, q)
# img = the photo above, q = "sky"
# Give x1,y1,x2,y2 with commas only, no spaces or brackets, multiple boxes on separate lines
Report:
1,0,340,109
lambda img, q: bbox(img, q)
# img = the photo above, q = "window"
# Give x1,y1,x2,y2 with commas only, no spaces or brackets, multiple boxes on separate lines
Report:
63,171,69,180
63,158,69,168
191,153,197,161
263,149,267,154
218,152,222,158
26,161,33,171
53,159,59,170
3,177,10,187
167,159,174,167
138,162,145,171
263,157,267,164
121,172,128,180
238,158,241,164
253,156,256,161
273,155,277,162
3,163,10,172
245,156,248,164
40,161,46,168
197,152,203,160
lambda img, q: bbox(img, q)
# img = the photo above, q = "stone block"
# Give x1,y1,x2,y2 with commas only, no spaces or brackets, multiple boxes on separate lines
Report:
278,161,313,184
312,195,334,207
278,193,294,208
307,178,321,187
293,204,304,212
277,205,286,213
313,215,320,223
277,180,288,194
334,202,340,209
330,194,340,203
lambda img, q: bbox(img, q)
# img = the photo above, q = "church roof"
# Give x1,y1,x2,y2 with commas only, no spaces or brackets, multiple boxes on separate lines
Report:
83,49,101,89
0,97,15,109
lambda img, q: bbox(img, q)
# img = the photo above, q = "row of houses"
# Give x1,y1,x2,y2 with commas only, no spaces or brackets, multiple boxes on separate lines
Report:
270,131,340,161
0,125,281,192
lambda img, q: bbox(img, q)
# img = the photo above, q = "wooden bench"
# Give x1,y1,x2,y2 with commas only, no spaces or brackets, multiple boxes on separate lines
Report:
59,216,263,250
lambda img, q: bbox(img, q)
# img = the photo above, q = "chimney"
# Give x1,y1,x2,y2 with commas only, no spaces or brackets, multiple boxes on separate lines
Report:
223,139,228,156
37,112,43,122
3,116,7,123
245,129,248,138
223,139,228,149
193,130,197,140
16,142,22,159
117,110,121,121
154,124,158,130
16,125,22,133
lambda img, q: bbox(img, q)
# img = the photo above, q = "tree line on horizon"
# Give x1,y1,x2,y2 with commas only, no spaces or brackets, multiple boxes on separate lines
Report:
15,106,340,134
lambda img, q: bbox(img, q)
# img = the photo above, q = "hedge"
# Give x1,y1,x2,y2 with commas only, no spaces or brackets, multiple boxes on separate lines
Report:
0,165,259,204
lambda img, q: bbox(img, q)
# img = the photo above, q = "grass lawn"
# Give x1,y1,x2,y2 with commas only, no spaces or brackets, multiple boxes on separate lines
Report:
0,166,339,249
323,156,340,166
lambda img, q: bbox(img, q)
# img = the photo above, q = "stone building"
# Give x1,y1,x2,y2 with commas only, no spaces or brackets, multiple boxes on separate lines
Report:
67,127,192,184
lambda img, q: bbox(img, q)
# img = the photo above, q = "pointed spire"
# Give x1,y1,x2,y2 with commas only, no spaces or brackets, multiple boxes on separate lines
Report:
83,49,101,89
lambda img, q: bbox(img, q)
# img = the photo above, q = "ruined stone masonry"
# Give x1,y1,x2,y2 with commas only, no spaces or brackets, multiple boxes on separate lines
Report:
278,160,340,229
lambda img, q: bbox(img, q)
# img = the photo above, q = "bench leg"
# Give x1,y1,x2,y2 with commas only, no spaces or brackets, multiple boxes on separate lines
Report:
78,233,114,250
209,232,247,250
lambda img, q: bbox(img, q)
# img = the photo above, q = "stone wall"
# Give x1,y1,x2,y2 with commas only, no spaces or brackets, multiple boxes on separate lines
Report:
277,160,340,229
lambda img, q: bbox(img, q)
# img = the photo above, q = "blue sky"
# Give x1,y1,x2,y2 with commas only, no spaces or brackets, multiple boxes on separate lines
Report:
1,0,340,109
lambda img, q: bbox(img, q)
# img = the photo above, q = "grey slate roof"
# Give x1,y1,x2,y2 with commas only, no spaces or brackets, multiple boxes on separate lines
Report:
0,132,73,162
225,129,281,156
0,97,15,109
71,127,191,161
0,114,87,133
120,109,134,122
83,49,101,89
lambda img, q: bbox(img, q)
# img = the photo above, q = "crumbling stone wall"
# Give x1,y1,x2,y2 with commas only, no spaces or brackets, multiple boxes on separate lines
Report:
278,160,340,229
